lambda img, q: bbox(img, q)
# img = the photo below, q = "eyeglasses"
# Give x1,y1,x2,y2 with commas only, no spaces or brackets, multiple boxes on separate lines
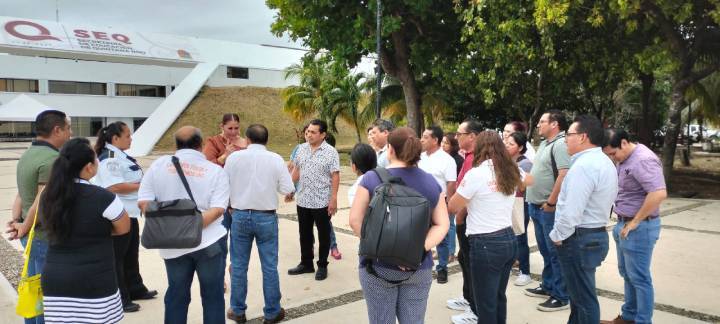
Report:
456,132,471,136
566,132,585,137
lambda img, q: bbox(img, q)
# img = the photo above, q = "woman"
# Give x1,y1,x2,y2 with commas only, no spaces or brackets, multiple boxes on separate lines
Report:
94,121,155,312
448,131,524,324
441,132,464,261
347,143,377,204
40,137,131,324
204,113,248,167
505,131,534,287
503,121,536,161
350,127,449,324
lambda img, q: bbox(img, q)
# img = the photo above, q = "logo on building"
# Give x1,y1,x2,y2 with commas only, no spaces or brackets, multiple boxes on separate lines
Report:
4,20,61,41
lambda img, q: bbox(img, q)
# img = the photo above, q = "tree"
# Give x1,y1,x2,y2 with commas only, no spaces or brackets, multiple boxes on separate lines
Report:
267,0,464,135
614,0,720,177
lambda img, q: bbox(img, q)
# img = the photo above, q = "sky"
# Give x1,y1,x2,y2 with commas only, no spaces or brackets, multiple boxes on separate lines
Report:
0,0,301,47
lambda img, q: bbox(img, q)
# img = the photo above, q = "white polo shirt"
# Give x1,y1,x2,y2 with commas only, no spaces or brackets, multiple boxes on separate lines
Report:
225,144,294,210
93,143,143,217
418,149,457,194
138,149,230,260
457,159,524,235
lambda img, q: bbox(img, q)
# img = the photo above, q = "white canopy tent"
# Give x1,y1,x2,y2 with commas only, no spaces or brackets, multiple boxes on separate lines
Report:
0,94,49,122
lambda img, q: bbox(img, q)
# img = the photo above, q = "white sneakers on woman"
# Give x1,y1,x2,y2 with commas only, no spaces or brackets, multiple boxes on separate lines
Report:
447,296,476,324
514,273,533,286
446,296,471,312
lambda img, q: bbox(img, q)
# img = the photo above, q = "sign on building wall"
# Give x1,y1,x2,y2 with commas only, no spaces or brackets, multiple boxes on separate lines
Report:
0,16,200,61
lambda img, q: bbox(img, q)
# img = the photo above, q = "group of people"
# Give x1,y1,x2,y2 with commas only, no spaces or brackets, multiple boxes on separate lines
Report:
6,108,665,324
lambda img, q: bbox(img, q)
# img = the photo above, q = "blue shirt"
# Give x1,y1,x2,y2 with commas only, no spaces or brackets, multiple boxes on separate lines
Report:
549,147,618,242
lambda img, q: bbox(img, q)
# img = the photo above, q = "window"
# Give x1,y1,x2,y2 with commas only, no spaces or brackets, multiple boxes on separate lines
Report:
0,78,39,93
133,118,147,131
49,81,107,95
227,66,249,79
116,84,166,97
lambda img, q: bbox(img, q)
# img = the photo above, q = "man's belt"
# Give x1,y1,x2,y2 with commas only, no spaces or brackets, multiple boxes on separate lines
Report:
617,214,659,222
236,209,276,214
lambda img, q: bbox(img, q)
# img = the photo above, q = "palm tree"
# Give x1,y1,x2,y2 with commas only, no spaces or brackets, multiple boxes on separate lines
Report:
683,72,720,135
281,58,332,123
326,72,366,142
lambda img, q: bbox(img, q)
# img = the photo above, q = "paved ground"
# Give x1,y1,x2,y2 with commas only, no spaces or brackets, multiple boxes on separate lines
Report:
1,142,719,323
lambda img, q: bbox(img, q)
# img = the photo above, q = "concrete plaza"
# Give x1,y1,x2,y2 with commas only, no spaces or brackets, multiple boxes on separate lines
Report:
0,143,718,323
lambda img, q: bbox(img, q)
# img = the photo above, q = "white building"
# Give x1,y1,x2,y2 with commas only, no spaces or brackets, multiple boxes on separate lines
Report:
0,16,311,155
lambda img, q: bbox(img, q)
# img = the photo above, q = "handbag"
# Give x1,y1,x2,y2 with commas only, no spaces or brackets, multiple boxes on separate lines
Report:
16,208,43,318
141,156,203,249
511,197,526,235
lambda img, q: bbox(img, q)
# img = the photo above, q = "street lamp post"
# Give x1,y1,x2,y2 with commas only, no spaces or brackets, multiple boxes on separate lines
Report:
375,0,382,119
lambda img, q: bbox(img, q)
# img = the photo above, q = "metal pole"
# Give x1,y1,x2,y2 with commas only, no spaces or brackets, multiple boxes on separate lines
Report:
375,0,382,119
687,104,692,151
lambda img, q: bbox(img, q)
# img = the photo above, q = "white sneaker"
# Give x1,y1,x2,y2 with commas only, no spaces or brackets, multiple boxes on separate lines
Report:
446,296,471,312
451,310,478,324
514,273,533,286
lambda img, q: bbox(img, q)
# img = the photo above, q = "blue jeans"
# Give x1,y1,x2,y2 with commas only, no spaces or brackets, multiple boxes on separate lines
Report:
467,227,517,324
436,213,456,271
163,240,225,324
230,210,282,319
329,221,338,249
613,218,660,324
528,203,569,302
20,236,47,324
557,229,609,324
516,202,531,274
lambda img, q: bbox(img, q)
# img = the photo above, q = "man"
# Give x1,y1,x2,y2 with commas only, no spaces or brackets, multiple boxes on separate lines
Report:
224,124,294,324
419,125,457,284
446,119,482,324
6,110,71,324
288,119,340,280
550,115,618,324
524,109,571,311
600,129,666,324
138,126,229,324
369,118,395,167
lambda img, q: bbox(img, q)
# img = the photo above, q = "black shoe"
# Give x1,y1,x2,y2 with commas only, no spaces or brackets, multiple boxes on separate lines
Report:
524,285,550,298
537,297,570,312
288,264,315,275
227,308,247,323
315,267,328,281
123,302,140,312
263,307,286,324
437,269,448,284
131,290,158,300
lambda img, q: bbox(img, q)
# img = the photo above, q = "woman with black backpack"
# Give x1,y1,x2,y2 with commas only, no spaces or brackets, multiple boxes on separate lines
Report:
449,131,526,324
349,127,449,324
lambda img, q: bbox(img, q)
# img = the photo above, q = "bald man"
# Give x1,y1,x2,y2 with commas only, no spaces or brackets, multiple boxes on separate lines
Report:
138,126,230,324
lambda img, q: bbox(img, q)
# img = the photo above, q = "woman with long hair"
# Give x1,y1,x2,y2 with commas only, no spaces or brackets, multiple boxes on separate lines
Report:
449,131,524,324
503,121,536,161
505,132,535,287
204,113,248,167
94,122,156,312
40,137,131,323
349,127,449,324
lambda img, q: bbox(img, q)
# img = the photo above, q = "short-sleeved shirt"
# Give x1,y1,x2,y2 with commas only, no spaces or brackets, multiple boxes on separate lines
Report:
17,141,59,225
293,141,340,209
42,180,124,299
457,151,475,184
614,144,666,218
516,155,533,197
138,149,230,259
527,132,570,204
360,167,442,270
376,145,389,168
93,144,143,217
418,150,457,194
457,160,523,235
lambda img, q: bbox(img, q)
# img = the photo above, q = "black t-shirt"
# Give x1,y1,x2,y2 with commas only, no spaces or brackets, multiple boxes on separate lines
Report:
42,183,123,298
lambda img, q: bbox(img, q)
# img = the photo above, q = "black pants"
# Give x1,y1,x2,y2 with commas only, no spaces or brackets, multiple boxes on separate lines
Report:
297,206,331,268
456,223,476,315
113,218,149,304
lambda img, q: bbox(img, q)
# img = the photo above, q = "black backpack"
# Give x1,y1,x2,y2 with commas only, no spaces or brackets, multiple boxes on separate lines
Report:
359,168,432,272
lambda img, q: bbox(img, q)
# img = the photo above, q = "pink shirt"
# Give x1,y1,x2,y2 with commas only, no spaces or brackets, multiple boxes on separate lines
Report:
614,144,666,218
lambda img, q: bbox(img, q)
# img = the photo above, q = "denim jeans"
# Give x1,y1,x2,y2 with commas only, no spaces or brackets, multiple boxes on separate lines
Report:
163,240,225,324
613,218,660,324
436,213,457,271
467,227,517,324
528,203,569,302
516,202,531,274
456,223,475,314
557,229,609,324
329,221,338,249
20,236,47,324
230,209,282,319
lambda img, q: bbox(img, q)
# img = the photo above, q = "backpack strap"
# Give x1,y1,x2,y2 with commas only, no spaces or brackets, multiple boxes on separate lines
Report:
171,156,197,203
373,167,404,185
